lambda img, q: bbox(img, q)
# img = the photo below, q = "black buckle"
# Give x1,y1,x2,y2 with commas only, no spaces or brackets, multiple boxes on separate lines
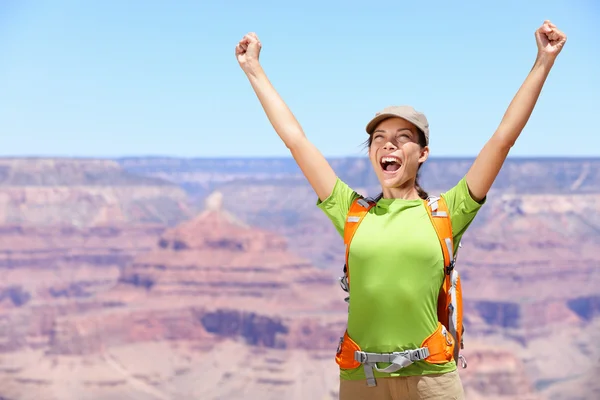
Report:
445,260,455,275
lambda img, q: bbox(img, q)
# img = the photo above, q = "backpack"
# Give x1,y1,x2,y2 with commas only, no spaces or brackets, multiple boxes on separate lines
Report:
338,194,467,370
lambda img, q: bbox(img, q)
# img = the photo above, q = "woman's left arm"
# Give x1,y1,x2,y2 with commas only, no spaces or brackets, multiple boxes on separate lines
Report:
465,20,567,202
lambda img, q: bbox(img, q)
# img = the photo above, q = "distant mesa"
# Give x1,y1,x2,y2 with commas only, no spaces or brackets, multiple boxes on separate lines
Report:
0,158,174,187
0,157,192,226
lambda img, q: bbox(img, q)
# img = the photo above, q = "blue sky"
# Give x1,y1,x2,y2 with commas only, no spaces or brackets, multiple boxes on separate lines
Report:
0,0,598,158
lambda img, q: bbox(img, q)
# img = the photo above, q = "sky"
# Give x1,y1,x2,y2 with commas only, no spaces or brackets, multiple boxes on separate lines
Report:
0,0,598,158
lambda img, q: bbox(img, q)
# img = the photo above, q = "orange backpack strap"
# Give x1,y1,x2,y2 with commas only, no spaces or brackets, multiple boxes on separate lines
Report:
341,197,376,293
424,196,454,335
424,196,466,367
424,196,455,273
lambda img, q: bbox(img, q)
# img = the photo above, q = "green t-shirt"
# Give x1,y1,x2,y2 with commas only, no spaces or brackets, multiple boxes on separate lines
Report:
317,177,484,380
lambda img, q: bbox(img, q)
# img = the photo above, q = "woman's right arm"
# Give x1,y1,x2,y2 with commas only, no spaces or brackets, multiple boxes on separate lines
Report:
236,32,337,202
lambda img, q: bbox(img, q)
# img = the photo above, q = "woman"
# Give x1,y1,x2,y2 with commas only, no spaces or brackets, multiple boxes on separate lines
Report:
235,21,566,400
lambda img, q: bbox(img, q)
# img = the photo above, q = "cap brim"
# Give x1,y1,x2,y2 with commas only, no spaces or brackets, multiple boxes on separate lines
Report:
365,113,400,135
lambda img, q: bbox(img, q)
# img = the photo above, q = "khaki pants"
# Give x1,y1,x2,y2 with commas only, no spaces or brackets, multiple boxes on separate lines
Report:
339,370,465,400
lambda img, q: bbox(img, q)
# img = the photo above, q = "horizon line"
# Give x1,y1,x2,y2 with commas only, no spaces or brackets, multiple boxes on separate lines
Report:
0,155,599,161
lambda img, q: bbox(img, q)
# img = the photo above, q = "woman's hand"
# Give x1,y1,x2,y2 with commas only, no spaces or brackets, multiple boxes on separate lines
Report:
535,20,567,65
236,32,262,75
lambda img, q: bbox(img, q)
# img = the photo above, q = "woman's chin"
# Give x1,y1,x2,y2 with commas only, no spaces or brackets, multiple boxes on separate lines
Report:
379,171,404,188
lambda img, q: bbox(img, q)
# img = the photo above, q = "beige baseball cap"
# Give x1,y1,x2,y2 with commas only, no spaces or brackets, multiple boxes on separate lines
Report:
365,105,430,145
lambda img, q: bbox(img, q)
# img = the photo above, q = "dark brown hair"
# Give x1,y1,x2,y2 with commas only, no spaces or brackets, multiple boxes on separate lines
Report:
365,127,429,199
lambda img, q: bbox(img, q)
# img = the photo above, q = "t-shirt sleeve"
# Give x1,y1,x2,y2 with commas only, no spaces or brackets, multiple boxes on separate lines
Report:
316,178,361,238
440,177,486,250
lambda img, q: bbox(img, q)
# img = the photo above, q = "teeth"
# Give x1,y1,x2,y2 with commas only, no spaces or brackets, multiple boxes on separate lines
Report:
381,157,400,164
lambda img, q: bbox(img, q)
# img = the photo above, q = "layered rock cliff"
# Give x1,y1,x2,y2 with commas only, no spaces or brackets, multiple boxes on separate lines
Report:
25,191,345,361
0,156,598,400
0,158,192,226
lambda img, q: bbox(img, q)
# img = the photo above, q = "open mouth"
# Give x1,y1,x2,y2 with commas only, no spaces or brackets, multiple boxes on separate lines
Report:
380,156,402,173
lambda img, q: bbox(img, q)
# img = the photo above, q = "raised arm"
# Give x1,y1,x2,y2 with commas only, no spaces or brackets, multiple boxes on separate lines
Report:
465,20,567,202
235,33,337,202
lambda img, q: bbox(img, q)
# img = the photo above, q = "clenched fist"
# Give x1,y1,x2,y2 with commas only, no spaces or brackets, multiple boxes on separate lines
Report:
236,32,262,73
535,20,567,61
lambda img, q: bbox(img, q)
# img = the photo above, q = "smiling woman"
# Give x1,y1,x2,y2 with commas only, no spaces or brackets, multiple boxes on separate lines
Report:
365,107,431,200
235,20,567,400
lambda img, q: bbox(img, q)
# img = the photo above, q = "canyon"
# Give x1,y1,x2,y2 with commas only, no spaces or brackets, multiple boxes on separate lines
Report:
0,157,598,399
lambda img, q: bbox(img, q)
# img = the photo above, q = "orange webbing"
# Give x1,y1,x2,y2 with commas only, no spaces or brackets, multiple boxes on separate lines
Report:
424,197,453,305
424,196,461,359
423,196,453,268
343,197,374,288
453,273,464,360
335,330,362,370
420,322,455,364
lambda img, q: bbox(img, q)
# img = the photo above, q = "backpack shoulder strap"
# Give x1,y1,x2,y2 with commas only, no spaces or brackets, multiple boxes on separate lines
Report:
423,196,455,274
343,196,376,288
425,196,467,367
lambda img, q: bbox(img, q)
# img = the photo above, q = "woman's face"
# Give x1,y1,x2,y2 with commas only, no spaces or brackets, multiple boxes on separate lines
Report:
368,117,429,190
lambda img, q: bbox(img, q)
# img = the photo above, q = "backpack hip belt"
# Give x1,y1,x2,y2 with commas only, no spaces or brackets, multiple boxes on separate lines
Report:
337,195,467,387
335,321,456,387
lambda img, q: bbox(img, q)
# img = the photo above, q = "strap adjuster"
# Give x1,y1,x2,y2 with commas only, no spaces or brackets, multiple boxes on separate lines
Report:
339,275,349,292
354,351,368,363
411,348,430,361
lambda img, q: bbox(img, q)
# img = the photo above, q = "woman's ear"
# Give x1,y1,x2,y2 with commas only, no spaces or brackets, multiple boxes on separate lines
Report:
418,146,430,164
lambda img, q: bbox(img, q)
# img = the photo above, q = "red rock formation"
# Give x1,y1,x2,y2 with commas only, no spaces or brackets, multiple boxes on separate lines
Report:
1,156,599,399
116,192,341,314
0,224,165,312
460,346,540,397
40,192,346,359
